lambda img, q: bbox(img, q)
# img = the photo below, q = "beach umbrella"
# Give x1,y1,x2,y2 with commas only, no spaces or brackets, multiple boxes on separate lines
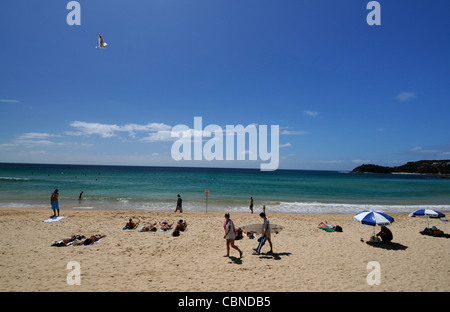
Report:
354,210,394,237
408,209,446,227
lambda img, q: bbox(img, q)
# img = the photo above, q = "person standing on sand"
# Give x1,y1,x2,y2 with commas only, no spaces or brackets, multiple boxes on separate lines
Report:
174,194,183,213
249,197,254,214
223,213,243,258
50,189,59,217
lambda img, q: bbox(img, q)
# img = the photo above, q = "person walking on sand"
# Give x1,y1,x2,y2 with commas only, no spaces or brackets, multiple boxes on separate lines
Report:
249,197,254,214
223,213,243,258
254,212,273,254
174,194,183,213
50,189,59,217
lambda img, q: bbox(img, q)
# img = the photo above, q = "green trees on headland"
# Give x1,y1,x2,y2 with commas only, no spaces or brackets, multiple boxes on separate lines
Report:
352,160,450,175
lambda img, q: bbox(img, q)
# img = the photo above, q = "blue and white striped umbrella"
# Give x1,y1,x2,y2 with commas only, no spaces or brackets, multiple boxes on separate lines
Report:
409,209,446,227
408,209,445,219
354,210,394,226
354,210,394,237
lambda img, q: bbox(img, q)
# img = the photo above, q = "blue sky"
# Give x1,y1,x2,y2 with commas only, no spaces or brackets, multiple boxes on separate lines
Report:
1,0,449,170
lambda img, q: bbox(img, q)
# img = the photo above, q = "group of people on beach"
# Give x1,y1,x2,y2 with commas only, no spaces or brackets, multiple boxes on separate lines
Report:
50,189,273,256
125,218,187,233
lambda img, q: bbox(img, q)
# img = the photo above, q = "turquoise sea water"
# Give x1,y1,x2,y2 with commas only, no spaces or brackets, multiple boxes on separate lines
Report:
0,163,449,214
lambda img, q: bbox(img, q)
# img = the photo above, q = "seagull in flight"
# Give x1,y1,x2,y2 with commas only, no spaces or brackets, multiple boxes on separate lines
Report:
96,33,107,49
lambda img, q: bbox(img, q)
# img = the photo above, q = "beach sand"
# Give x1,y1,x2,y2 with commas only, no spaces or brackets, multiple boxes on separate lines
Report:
0,208,448,292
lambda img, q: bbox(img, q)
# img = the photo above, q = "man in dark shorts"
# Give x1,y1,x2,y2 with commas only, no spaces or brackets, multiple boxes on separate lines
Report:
174,194,183,213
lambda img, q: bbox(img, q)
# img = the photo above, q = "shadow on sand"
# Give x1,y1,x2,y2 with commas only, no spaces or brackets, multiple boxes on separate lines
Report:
365,241,408,250
257,251,292,260
228,251,292,264
228,256,243,264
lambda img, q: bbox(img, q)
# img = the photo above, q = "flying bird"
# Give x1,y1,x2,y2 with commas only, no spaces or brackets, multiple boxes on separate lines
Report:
96,33,107,49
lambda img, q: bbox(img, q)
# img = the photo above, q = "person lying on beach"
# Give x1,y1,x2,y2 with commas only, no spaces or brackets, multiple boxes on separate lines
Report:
318,220,333,228
160,220,174,231
140,221,157,232
174,219,187,231
51,235,85,247
420,226,449,237
124,218,140,230
82,234,106,246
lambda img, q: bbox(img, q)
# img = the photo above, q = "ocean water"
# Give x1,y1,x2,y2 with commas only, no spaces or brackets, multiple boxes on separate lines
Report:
0,163,449,214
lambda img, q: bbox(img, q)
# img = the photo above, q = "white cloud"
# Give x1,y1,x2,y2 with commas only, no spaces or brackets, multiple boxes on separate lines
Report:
304,110,319,117
0,143,17,151
140,130,174,142
403,144,450,156
14,132,62,147
280,130,309,135
18,133,60,140
396,92,416,102
67,121,309,144
0,99,21,104
279,142,292,148
67,121,172,139
67,121,120,138
0,132,91,151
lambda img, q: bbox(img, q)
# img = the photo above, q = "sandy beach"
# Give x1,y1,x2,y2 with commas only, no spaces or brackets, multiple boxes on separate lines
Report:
0,207,448,292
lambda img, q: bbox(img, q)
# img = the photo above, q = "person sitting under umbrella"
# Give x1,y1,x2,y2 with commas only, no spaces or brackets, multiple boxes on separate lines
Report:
376,226,393,243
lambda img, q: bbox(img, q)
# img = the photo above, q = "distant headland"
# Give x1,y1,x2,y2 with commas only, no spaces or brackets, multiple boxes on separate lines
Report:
352,160,450,176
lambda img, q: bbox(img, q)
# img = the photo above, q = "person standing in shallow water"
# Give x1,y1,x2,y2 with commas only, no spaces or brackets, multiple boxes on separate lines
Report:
50,189,59,217
174,194,183,213
249,197,254,214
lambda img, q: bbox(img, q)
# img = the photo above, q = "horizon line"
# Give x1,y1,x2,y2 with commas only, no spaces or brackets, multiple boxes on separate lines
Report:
0,161,349,173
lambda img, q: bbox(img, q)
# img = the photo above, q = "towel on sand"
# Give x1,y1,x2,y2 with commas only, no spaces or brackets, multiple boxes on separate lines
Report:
44,216,67,222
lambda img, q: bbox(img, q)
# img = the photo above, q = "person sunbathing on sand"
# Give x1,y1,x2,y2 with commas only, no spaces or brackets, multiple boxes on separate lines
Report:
318,220,333,228
174,219,187,231
124,218,140,229
160,220,174,231
141,221,157,232
82,234,106,245
51,235,85,246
